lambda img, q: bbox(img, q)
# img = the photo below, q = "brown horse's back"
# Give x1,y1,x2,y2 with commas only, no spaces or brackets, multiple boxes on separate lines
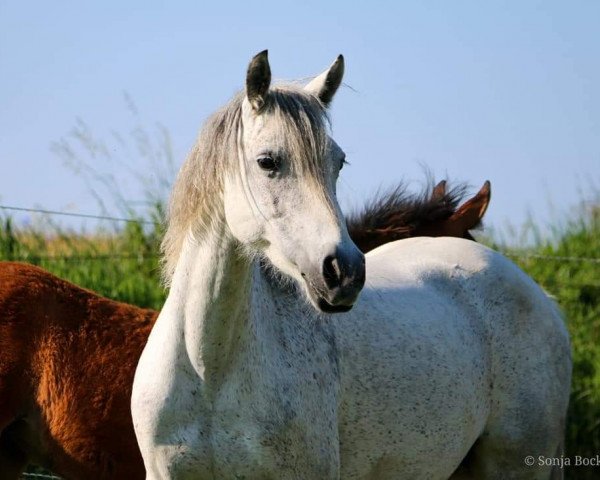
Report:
0,262,156,479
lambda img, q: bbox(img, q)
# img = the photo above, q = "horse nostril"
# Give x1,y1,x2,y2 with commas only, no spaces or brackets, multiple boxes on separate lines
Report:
323,255,342,289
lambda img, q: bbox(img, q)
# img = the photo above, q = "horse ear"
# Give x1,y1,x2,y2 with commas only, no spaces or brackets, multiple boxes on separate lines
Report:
447,180,492,234
305,55,345,106
431,180,447,201
246,50,271,112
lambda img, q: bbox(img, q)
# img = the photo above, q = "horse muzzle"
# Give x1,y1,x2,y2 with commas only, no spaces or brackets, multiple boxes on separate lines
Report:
305,247,366,313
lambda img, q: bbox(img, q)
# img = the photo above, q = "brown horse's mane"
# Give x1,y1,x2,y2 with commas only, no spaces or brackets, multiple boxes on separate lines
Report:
346,180,476,253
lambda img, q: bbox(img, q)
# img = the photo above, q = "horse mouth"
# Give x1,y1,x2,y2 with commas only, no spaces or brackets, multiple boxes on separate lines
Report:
308,284,356,313
302,273,359,314
317,297,354,313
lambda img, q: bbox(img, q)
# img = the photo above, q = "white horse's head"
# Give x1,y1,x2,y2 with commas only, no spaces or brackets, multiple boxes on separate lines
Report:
164,51,364,313
224,51,364,313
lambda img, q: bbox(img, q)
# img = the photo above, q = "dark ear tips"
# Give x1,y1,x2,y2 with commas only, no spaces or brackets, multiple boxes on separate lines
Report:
474,181,492,217
320,55,345,106
448,180,492,233
481,180,491,197
304,54,345,107
246,50,271,111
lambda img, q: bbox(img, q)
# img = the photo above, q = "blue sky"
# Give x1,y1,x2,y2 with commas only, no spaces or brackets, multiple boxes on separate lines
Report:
1,1,598,239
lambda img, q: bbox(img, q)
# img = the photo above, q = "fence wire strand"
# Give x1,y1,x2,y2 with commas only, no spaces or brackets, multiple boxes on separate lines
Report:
504,252,600,264
22,474,62,479
0,204,159,226
1,204,599,265
12,253,160,261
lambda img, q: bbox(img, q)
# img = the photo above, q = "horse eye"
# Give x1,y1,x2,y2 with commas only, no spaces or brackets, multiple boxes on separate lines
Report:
339,157,348,171
257,156,279,172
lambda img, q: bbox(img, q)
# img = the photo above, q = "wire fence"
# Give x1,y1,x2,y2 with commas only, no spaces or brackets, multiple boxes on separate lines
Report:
2,203,599,265
21,474,62,480
0,204,160,226
8,253,160,261
503,252,600,265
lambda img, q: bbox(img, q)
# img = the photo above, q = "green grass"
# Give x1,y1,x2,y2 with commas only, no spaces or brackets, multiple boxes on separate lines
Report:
0,215,166,310
2,206,598,479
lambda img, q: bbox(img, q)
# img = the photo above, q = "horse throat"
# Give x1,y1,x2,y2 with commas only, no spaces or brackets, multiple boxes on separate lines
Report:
166,224,255,389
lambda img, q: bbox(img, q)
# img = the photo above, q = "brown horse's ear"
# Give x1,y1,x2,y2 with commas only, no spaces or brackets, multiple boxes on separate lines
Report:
447,180,491,234
430,180,447,201
246,50,271,112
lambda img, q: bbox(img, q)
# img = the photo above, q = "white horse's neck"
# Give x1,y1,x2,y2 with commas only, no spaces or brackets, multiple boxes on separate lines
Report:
165,224,255,390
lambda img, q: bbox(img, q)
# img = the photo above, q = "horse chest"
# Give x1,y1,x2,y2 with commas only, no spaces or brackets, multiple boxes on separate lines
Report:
165,334,341,479
219,339,338,478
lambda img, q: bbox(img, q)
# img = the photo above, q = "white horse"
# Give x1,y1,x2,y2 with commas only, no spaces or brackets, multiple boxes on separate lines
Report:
131,51,571,480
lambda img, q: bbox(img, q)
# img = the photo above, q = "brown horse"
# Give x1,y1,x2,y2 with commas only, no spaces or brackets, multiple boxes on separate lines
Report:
0,180,490,479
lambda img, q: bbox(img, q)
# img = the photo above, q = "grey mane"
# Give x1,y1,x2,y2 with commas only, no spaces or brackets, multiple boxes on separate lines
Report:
161,86,331,283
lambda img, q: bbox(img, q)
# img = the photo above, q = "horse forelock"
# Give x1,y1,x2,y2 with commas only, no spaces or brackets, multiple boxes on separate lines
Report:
268,87,335,214
161,86,332,284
